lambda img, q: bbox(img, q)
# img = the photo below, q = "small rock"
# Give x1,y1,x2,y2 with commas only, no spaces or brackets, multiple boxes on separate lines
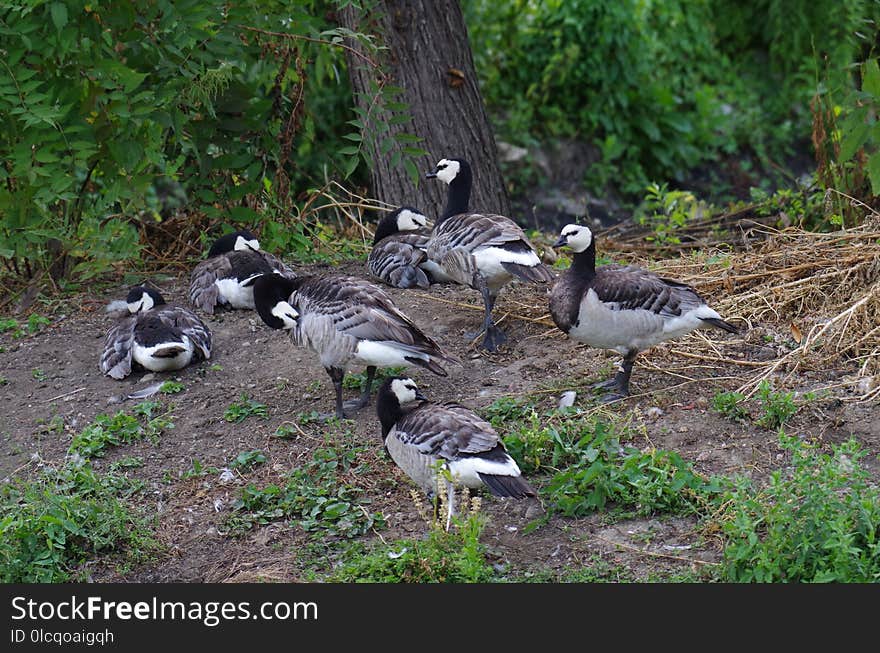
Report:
139,373,156,383
645,406,664,419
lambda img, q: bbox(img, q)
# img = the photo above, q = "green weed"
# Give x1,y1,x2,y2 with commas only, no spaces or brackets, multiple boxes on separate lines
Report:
69,403,173,459
341,366,408,391
229,450,267,473
225,445,382,538
711,390,749,423
223,395,268,423
159,380,184,394
717,434,880,582
327,490,493,583
0,462,156,582
755,380,803,429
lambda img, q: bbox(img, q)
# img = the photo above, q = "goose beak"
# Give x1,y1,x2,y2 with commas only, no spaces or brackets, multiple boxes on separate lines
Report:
425,169,438,179
415,389,428,401
552,235,568,248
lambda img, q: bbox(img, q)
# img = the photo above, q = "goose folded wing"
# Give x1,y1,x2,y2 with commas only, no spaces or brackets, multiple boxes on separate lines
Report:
432,213,530,253
260,250,297,279
158,307,212,358
189,256,230,312
100,317,136,379
395,404,501,459
592,267,705,318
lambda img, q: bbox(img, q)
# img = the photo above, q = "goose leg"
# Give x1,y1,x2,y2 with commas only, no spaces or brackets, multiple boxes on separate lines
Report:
343,365,377,412
470,275,506,351
598,350,638,402
319,366,348,421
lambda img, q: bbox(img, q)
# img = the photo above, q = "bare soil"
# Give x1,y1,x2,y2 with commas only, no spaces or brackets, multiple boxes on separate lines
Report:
2,259,878,582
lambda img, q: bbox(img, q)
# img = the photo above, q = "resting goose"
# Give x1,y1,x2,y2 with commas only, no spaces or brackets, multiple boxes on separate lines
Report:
376,376,535,526
367,206,451,289
425,157,553,351
549,224,738,399
253,273,458,420
101,286,212,380
189,229,296,314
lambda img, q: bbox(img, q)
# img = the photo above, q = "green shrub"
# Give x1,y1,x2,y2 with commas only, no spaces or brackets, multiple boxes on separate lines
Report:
718,434,880,582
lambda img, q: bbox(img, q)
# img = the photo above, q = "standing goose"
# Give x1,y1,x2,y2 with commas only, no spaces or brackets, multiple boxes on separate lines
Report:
425,157,553,351
189,229,296,314
101,286,212,380
377,376,535,527
253,273,458,420
549,224,738,399
367,206,451,289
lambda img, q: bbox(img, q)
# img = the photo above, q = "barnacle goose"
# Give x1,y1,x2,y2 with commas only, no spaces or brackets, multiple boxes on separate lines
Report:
367,206,451,289
425,157,553,351
101,286,212,380
253,273,458,420
189,230,296,314
376,376,535,524
549,224,738,399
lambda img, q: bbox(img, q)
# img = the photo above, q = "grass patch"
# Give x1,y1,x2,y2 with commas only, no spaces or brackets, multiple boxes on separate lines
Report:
69,401,174,459
716,434,880,582
225,445,382,538
326,490,494,583
0,462,155,582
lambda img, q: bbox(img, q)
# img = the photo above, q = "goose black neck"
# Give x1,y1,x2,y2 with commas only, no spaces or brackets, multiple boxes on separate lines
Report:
570,240,596,278
440,166,472,223
373,215,398,244
376,395,403,439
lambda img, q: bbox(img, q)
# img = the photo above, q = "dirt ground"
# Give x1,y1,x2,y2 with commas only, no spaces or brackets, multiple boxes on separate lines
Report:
2,257,878,582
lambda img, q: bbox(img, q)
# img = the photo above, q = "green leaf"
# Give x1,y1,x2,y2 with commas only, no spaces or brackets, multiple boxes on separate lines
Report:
840,121,870,161
343,155,359,178
50,3,68,32
863,59,880,98
867,151,880,197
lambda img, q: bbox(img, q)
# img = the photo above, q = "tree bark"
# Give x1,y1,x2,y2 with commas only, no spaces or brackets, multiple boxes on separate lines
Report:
338,0,511,219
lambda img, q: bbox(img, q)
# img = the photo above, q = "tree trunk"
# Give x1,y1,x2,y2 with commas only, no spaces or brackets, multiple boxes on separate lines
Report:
338,0,511,220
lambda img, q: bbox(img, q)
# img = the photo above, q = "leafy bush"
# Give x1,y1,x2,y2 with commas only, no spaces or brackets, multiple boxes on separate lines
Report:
718,434,880,582
0,462,154,582
0,1,373,282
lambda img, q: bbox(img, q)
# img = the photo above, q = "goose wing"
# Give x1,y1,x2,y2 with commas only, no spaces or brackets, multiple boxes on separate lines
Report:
592,266,707,318
393,402,501,460
294,275,436,348
258,250,297,279
368,233,431,289
154,306,213,359
189,255,231,313
100,316,136,379
429,212,535,256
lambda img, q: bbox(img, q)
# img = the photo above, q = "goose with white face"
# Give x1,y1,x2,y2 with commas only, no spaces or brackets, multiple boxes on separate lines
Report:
426,158,461,185
395,208,428,232
388,377,424,405
126,287,160,314
234,233,260,252
553,224,593,253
